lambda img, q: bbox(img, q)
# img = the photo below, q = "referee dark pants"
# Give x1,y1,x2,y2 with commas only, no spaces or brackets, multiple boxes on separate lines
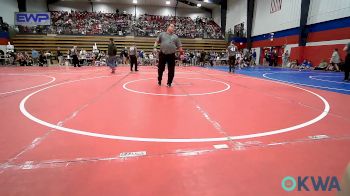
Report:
344,54,350,81
228,55,236,72
158,52,175,85
130,55,138,71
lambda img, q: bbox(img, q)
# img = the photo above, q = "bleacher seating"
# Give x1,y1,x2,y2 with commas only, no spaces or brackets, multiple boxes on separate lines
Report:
12,34,227,54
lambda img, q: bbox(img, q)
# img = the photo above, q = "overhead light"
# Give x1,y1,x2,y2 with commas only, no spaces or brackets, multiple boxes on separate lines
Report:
197,3,201,7
133,0,137,4
166,1,170,5
204,0,209,2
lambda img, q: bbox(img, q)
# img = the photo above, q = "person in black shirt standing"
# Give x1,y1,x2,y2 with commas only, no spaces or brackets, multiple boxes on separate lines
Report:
107,38,117,74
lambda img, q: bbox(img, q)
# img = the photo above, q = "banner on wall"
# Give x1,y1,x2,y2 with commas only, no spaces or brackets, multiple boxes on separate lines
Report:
15,12,51,26
270,0,282,13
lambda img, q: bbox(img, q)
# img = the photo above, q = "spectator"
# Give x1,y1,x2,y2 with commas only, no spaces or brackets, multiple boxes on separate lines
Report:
16,11,223,39
71,46,79,67
200,50,206,67
263,50,269,66
129,43,138,71
314,59,328,70
31,49,39,66
299,59,312,69
343,42,350,81
330,48,340,71
251,49,256,66
287,59,298,69
39,51,47,66
282,50,289,67
57,47,64,66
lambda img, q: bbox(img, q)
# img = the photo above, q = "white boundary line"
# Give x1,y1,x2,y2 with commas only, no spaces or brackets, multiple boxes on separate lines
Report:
0,74,56,95
123,78,231,96
19,74,330,143
309,75,349,84
263,72,350,92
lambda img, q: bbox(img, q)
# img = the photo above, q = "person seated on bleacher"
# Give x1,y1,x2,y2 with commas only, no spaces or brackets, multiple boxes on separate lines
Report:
17,52,27,66
24,52,33,66
298,59,312,69
287,59,298,68
314,59,328,70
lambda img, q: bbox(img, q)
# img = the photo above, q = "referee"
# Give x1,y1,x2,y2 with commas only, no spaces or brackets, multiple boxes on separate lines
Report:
129,43,138,71
154,24,183,87
227,41,237,73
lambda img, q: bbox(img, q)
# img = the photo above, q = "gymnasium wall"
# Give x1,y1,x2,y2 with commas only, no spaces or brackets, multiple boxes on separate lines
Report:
289,17,350,65
0,0,19,25
26,0,48,12
252,0,301,36
0,32,10,45
48,2,210,19
307,0,350,25
248,0,350,66
225,0,247,32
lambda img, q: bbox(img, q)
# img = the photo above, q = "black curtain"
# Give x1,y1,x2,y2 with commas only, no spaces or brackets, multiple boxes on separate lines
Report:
17,0,26,12
246,0,255,49
298,0,311,46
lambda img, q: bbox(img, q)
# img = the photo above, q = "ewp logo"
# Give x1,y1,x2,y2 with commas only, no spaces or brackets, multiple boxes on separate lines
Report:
282,176,341,192
15,12,51,26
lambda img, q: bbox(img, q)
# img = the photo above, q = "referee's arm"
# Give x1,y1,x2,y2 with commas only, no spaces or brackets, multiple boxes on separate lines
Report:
175,38,184,54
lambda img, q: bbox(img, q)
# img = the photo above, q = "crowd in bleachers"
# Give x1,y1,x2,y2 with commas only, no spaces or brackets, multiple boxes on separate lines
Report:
16,11,223,39
133,14,222,39
18,11,133,35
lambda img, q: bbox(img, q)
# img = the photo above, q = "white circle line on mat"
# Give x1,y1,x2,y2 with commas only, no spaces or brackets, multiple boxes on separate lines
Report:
19,74,330,143
263,72,350,92
122,77,231,96
0,74,56,95
309,75,349,84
